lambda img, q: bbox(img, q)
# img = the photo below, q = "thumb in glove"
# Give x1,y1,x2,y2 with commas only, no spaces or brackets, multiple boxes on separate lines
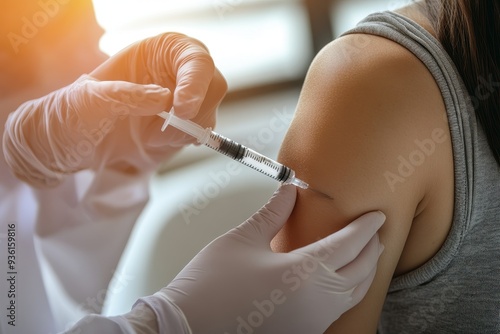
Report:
142,184,384,334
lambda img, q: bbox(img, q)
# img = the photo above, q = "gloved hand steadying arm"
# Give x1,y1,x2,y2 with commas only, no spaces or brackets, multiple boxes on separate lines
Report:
3,33,227,187
142,185,384,334
64,185,384,334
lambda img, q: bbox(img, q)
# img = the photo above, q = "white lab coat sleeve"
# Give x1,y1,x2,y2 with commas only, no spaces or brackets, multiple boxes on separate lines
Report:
133,296,192,334
60,299,191,334
32,166,155,330
59,314,136,334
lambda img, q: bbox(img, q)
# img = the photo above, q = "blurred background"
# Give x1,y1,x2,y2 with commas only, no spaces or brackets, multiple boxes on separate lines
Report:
94,0,405,93
95,0,405,316
89,0,408,172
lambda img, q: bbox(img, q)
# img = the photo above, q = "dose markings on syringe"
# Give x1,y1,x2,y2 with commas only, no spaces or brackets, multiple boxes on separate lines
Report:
240,156,281,178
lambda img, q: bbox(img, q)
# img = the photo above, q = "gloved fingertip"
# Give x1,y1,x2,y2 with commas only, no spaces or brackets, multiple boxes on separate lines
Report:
374,211,386,229
159,88,174,108
264,184,297,218
243,184,297,240
359,211,386,231
172,100,200,120
272,184,297,202
152,85,172,95
375,210,386,222
172,86,208,119
141,86,173,115
146,85,172,99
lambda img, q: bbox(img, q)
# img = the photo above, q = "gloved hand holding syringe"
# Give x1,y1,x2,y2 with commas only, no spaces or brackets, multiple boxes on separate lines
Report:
158,111,332,199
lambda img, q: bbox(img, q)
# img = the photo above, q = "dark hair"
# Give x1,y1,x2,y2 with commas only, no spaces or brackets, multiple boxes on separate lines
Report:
424,0,500,166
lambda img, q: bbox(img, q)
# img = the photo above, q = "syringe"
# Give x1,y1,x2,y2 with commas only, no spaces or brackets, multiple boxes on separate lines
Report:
158,111,309,190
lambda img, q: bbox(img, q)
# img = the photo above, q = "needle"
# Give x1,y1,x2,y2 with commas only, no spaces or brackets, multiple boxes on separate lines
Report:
306,187,334,200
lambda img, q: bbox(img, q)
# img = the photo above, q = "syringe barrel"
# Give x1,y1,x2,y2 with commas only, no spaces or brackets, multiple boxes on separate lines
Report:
158,111,308,189
205,132,293,183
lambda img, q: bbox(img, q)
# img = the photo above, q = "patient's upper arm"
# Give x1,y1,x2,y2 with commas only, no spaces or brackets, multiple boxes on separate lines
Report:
271,34,441,332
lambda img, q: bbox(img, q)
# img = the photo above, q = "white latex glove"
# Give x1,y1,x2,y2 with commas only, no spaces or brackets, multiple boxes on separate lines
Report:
62,185,384,334
136,185,385,334
60,303,161,334
3,33,227,187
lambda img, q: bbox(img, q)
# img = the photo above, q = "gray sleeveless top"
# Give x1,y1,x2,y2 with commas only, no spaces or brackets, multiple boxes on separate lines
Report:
342,12,500,333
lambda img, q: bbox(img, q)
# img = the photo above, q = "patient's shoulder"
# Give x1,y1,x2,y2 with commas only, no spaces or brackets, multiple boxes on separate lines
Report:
300,32,447,156
273,32,454,332
319,33,414,67
276,30,451,255
308,33,437,102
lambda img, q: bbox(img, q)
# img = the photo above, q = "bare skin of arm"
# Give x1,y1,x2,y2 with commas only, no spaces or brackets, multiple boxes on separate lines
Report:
271,15,455,333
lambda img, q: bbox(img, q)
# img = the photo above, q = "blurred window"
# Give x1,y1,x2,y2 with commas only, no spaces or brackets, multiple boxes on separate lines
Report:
92,0,313,91
330,0,400,37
